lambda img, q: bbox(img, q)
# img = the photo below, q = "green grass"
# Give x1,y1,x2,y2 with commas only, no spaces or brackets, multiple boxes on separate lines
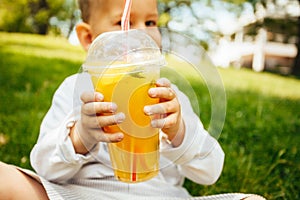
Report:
0,32,85,168
1,32,299,199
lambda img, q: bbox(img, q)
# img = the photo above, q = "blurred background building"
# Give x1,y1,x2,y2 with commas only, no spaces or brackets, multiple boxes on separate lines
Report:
159,0,299,75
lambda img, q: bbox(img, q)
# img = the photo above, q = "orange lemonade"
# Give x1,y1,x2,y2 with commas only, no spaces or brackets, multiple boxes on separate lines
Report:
90,65,160,183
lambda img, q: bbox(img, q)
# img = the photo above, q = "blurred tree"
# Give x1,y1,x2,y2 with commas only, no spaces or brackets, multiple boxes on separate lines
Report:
0,0,31,33
0,0,77,35
29,0,50,34
158,0,249,49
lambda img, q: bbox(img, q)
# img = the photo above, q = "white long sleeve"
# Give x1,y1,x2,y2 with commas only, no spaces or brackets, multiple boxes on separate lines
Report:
160,85,224,185
30,73,98,182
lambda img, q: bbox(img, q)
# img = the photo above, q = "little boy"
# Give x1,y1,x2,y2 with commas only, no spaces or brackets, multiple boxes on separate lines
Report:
0,0,264,199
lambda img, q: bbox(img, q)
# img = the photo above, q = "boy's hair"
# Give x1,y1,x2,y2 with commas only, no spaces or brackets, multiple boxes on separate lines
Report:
78,0,92,23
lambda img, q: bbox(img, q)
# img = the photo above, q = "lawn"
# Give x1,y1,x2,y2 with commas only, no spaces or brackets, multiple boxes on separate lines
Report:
0,32,299,199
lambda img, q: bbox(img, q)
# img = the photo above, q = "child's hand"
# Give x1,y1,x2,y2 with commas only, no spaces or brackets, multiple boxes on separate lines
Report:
144,78,185,147
70,91,125,154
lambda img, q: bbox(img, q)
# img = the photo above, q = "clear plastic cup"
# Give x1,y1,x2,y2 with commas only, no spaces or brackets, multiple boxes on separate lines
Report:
82,29,165,183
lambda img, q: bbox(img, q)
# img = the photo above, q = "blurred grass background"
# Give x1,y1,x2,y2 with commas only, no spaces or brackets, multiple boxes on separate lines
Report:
0,32,299,199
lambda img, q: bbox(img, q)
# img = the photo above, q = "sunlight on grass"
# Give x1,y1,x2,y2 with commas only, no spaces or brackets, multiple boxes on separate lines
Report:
219,67,300,99
0,133,8,146
0,32,86,62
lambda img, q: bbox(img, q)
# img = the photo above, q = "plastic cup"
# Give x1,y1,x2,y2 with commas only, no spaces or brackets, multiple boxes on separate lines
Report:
82,29,165,183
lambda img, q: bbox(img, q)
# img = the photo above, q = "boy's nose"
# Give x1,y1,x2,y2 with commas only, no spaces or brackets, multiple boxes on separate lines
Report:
131,22,146,30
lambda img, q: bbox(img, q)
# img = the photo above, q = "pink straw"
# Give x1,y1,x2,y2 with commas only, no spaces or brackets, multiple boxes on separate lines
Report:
122,0,135,181
121,0,133,31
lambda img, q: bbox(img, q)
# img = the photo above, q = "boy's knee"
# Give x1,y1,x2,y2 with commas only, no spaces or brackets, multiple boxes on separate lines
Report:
0,161,15,197
0,161,13,182
0,161,48,200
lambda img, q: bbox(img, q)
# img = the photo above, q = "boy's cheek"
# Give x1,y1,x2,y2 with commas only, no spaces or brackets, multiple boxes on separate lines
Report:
145,28,162,47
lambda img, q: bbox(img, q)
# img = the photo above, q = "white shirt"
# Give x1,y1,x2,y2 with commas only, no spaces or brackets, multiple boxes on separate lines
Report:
30,72,224,197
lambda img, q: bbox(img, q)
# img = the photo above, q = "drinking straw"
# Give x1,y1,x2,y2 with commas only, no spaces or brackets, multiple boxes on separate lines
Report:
121,0,137,182
121,0,132,63
121,0,133,31
132,154,137,181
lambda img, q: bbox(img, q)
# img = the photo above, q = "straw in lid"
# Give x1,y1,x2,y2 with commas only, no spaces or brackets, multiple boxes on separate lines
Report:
83,29,166,70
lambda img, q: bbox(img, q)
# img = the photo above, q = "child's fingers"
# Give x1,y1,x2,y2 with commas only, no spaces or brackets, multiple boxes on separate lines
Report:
96,113,125,127
80,129,124,144
149,87,176,100
82,102,117,115
144,101,179,129
150,118,166,129
144,100,178,115
81,91,104,103
151,113,177,129
151,78,175,100
97,132,124,143
156,77,171,87
82,112,125,128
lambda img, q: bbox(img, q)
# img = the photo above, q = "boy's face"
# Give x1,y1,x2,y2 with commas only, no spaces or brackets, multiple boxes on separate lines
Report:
77,0,161,50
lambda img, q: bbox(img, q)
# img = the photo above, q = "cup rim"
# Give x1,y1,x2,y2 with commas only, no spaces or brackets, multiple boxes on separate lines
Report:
82,55,166,71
